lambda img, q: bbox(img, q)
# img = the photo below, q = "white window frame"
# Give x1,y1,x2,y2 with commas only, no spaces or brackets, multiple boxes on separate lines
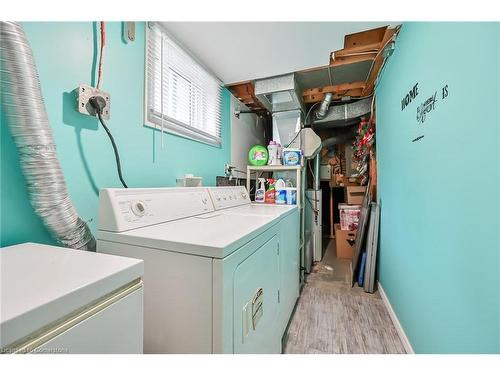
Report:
143,22,223,147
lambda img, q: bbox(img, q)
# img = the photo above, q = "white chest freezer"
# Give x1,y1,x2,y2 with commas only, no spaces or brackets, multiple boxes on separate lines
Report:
0,243,144,354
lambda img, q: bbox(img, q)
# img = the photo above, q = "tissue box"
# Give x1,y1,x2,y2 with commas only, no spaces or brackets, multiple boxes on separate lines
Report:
339,204,361,231
282,148,302,166
176,175,202,187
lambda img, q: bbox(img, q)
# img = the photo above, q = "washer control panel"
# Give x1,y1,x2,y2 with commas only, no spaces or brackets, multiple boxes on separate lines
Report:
130,200,148,217
99,187,214,232
207,186,250,210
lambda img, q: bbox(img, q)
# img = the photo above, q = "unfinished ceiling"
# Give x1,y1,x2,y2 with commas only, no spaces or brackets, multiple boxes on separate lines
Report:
227,25,400,112
160,22,392,84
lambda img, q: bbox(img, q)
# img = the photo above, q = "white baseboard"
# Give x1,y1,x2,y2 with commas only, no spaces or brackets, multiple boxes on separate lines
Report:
377,282,415,354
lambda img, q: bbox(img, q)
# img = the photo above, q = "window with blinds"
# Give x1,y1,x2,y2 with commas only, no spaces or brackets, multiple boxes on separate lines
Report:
145,23,223,147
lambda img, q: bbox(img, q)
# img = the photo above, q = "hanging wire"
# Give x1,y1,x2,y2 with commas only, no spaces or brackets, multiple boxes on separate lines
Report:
364,24,402,92
307,161,320,221
96,21,105,89
160,33,165,149
283,101,322,149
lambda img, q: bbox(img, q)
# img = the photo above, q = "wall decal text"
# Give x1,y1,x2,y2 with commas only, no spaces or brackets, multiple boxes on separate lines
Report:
401,83,419,111
416,84,449,124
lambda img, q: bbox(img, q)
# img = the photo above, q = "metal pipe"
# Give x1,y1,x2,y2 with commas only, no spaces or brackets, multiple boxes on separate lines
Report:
314,154,320,190
314,92,333,120
312,96,372,129
1,22,96,251
313,117,360,131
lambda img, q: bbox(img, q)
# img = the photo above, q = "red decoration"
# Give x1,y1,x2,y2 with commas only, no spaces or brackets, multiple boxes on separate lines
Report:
352,117,376,164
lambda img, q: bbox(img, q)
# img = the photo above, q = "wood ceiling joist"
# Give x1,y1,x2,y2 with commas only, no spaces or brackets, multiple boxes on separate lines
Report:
344,26,388,49
329,26,388,66
302,81,366,103
361,27,398,96
226,81,267,112
303,88,364,104
330,53,377,67
333,41,384,57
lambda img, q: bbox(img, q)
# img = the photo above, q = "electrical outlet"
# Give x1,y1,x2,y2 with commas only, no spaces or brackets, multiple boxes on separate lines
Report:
76,84,111,120
224,163,235,176
123,22,136,43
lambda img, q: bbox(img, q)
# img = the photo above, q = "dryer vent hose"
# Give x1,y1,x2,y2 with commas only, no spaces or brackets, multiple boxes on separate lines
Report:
1,22,96,250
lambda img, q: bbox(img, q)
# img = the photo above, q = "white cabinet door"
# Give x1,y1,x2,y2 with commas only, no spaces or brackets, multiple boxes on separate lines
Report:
36,287,143,354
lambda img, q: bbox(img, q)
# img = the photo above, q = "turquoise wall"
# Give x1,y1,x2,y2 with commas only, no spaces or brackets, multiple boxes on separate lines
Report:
376,23,500,353
1,22,231,247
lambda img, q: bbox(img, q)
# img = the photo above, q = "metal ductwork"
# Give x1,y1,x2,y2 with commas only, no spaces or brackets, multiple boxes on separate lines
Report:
312,96,371,130
254,73,307,147
255,73,305,113
1,22,96,251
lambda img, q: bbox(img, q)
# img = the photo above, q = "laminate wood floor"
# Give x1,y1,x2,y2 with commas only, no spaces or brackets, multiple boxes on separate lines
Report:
283,238,407,354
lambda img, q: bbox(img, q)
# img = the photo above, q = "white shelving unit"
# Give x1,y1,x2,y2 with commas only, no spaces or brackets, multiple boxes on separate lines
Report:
246,165,302,206
246,165,306,284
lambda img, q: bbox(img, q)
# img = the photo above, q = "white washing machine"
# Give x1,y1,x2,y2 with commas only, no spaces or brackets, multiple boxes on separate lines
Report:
96,186,300,354
0,243,144,354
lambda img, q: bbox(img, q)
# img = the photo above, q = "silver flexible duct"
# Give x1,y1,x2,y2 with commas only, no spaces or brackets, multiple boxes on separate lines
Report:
321,128,357,148
314,92,333,120
1,22,96,251
312,96,372,129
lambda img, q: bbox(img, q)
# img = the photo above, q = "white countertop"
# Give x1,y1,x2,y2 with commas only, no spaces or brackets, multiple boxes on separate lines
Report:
98,211,280,259
0,242,143,348
223,203,297,218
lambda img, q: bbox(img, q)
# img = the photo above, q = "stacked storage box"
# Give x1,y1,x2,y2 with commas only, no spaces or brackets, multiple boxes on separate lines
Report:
335,186,366,259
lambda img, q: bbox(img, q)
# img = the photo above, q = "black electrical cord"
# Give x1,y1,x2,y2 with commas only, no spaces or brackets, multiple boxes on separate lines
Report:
89,96,128,188
97,114,128,188
284,128,302,149
284,102,322,149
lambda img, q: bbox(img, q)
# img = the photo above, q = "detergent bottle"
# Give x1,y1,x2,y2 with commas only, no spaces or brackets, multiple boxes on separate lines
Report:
255,178,266,203
264,178,276,204
275,178,286,204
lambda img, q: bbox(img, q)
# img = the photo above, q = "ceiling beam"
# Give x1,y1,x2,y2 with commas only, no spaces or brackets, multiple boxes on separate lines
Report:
302,81,366,103
361,27,398,96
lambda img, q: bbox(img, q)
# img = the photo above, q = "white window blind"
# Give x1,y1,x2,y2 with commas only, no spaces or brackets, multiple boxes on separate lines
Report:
145,23,223,147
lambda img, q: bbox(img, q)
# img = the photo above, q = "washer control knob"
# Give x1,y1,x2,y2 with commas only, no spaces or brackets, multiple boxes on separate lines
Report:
131,200,147,217
241,191,248,199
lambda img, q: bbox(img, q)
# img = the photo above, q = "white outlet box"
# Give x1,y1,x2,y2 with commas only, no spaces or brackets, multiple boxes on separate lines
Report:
320,164,331,180
76,84,111,120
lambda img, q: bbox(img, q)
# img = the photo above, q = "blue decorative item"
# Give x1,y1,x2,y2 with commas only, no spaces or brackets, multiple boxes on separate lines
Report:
358,252,367,287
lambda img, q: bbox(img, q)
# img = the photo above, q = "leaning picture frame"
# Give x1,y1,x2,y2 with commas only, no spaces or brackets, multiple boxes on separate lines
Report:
351,180,372,287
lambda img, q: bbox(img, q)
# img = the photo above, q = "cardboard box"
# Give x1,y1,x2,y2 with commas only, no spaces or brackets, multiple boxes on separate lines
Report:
339,204,361,231
335,224,356,259
329,174,359,188
346,186,366,205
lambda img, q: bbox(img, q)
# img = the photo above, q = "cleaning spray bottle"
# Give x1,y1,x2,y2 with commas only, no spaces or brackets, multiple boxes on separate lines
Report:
265,178,276,204
255,178,266,203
